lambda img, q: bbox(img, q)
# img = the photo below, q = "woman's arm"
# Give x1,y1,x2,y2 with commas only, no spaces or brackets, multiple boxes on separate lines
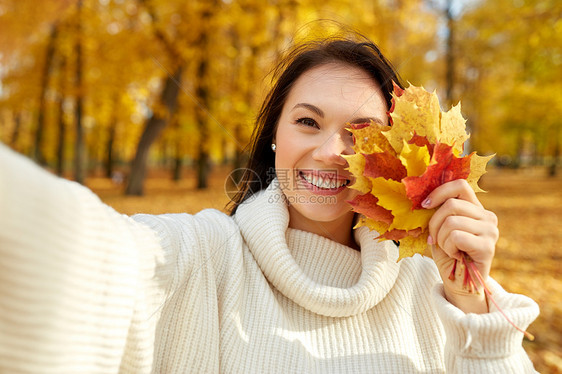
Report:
432,279,539,373
422,179,539,372
0,145,164,373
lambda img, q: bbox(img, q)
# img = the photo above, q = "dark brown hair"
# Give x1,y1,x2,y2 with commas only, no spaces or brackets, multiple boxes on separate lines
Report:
228,36,404,215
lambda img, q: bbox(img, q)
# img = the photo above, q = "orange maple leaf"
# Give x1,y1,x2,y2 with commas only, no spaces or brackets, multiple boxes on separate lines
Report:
403,142,472,210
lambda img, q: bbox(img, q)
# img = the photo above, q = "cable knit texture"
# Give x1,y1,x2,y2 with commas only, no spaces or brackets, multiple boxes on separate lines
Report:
0,144,539,373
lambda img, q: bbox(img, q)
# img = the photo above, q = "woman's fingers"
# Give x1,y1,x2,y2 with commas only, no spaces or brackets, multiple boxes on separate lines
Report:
428,199,487,243
436,216,492,253
442,228,496,267
429,200,498,249
422,179,482,209
422,179,499,280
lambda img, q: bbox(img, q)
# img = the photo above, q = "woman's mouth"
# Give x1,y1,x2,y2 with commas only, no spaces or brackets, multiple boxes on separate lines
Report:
298,170,351,194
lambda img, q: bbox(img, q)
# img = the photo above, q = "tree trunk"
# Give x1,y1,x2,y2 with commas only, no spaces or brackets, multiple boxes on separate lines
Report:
105,122,116,178
74,0,86,184
35,24,58,166
105,99,118,178
548,126,560,177
514,130,524,169
195,5,215,190
172,117,182,181
231,123,246,183
196,57,210,189
10,112,21,148
172,154,182,181
445,0,455,108
125,67,183,195
55,55,67,177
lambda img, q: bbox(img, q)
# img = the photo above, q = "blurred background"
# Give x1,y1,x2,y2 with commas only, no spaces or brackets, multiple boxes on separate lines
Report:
0,0,560,372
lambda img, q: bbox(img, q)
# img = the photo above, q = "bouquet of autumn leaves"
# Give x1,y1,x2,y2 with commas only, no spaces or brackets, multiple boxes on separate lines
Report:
345,83,534,340
345,82,492,259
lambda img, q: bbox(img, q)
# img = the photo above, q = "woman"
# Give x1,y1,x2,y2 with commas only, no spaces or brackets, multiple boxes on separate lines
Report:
0,37,538,373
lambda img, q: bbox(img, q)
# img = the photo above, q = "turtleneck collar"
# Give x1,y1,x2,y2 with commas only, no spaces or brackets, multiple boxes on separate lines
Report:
234,179,400,318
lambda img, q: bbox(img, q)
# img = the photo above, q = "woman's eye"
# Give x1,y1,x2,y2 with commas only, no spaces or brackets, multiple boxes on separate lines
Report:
296,117,318,128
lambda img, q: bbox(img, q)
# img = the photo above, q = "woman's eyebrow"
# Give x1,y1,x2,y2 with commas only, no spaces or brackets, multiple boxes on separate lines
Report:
293,103,324,117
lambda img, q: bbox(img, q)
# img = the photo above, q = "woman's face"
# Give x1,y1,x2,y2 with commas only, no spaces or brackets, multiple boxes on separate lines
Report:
274,63,389,242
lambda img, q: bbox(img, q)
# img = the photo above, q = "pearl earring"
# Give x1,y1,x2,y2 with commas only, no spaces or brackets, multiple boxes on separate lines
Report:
271,143,276,152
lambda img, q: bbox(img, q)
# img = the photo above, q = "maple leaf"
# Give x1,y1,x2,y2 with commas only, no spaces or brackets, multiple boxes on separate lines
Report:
342,153,372,193
347,193,393,225
398,235,430,259
378,227,423,241
385,84,441,152
349,121,394,155
467,153,495,193
409,133,435,155
369,177,435,231
403,142,473,210
399,141,430,177
354,217,390,237
439,103,470,155
363,151,407,181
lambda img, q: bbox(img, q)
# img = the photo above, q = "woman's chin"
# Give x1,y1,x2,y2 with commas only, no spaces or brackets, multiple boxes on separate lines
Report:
288,200,355,225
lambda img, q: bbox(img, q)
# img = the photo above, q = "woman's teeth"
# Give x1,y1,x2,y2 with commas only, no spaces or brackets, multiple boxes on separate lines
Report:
300,172,349,189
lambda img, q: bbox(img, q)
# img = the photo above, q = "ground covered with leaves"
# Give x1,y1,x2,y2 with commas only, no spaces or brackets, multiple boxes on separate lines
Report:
88,167,562,373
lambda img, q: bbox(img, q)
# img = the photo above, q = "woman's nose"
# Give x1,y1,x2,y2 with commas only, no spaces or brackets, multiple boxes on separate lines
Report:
311,131,353,166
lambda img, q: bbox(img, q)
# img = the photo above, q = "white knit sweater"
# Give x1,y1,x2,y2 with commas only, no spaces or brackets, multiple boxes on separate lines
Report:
0,145,539,373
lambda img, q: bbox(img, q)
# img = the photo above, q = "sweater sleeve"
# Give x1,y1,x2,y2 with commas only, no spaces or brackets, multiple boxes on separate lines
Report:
0,144,173,373
431,278,539,373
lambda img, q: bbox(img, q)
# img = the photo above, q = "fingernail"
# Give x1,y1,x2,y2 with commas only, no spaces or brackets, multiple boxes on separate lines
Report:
422,198,431,208
427,235,434,245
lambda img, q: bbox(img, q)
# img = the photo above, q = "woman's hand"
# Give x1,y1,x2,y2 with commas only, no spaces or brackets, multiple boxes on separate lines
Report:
422,179,499,314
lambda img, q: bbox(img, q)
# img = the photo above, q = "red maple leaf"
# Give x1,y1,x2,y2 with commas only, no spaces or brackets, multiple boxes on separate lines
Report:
408,133,435,155
403,142,472,209
350,122,370,130
377,227,423,241
347,193,393,224
387,81,405,125
363,152,407,181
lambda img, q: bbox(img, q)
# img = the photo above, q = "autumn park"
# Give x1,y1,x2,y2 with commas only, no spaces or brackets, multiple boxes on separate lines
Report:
0,0,561,372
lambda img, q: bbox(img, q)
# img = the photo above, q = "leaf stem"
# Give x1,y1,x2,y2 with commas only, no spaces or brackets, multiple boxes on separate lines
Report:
459,252,535,341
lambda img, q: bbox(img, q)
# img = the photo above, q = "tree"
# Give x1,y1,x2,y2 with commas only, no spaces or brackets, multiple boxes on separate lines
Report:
73,0,85,184
126,66,183,194
34,23,58,166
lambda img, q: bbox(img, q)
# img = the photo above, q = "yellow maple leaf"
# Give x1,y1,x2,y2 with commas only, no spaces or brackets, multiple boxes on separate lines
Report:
467,153,495,193
354,216,390,236
349,121,394,155
398,235,430,260
385,85,441,152
369,177,435,231
343,154,371,193
399,141,430,177
439,103,470,154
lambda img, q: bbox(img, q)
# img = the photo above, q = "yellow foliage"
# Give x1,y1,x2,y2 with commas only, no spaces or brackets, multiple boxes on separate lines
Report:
385,85,440,152
369,177,435,232
399,141,430,177
342,153,371,194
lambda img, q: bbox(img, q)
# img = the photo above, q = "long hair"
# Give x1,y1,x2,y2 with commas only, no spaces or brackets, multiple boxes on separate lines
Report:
227,36,404,215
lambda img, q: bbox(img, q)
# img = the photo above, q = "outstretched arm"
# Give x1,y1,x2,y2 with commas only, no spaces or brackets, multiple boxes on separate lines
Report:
0,144,163,373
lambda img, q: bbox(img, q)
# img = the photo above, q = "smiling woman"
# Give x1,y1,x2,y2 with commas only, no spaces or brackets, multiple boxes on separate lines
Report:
274,63,387,248
0,34,539,373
